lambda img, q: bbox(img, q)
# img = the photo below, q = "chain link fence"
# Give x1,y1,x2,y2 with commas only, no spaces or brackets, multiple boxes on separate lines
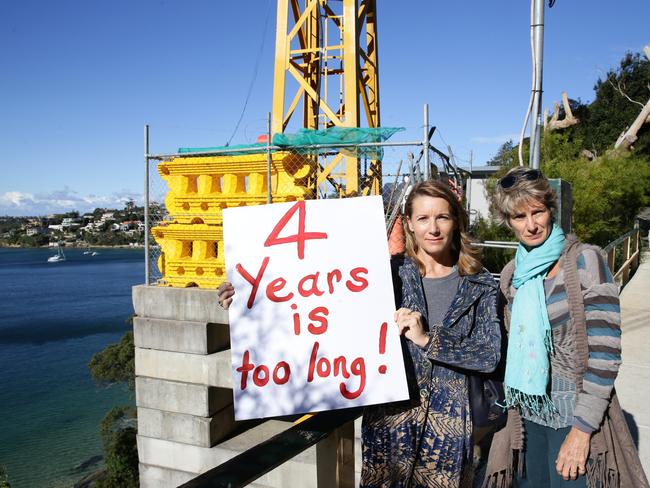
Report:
144,133,448,287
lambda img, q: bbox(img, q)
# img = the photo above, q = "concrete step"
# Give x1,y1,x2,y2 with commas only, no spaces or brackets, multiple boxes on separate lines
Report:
138,405,236,448
135,347,232,388
134,316,230,355
135,376,231,417
133,284,228,323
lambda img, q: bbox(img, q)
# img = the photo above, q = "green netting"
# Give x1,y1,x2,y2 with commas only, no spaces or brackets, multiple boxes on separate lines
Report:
177,127,404,158
177,142,266,155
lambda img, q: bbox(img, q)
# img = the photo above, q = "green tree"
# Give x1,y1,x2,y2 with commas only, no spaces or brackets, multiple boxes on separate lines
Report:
478,131,650,250
95,407,138,488
543,152,650,246
574,51,650,156
487,139,517,167
88,324,137,486
88,330,135,390
469,216,516,273
0,465,11,488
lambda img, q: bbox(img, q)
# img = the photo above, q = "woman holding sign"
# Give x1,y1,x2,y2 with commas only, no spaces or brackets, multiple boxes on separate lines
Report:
360,180,501,487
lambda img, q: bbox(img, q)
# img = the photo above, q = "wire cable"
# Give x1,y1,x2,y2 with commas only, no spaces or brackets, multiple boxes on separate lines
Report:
225,0,274,146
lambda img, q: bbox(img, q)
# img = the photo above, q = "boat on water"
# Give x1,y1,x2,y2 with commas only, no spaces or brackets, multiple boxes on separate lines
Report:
91,251,99,256
47,244,66,263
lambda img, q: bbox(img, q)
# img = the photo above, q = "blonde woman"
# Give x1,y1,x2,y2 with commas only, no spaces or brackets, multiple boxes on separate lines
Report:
361,180,501,487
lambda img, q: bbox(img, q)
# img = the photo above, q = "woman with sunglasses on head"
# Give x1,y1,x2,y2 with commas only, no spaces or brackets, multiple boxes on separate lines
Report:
361,180,501,488
484,167,647,488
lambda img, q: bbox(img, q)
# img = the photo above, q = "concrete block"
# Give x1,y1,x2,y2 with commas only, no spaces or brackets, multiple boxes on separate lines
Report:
132,284,229,323
135,376,231,417
133,316,230,355
137,420,316,477
135,347,232,388
138,404,236,447
139,463,194,488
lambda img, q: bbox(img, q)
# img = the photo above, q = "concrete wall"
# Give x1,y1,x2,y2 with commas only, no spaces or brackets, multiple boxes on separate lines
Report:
132,285,323,487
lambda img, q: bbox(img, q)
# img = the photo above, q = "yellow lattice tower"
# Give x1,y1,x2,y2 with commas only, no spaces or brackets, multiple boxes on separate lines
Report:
272,0,381,196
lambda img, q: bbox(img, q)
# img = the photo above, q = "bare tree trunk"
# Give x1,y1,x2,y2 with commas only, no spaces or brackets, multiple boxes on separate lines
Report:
615,98,650,150
614,45,650,151
545,92,579,131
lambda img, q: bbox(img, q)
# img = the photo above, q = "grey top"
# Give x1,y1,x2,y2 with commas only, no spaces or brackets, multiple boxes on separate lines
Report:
422,269,460,326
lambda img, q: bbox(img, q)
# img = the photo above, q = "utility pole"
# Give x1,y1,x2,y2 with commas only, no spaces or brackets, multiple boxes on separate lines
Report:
529,0,545,169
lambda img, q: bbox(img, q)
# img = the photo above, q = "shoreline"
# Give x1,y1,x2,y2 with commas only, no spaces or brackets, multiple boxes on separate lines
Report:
0,243,145,249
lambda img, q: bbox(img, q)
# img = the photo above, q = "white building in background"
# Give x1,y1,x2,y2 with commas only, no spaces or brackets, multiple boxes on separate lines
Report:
101,212,116,223
460,165,500,225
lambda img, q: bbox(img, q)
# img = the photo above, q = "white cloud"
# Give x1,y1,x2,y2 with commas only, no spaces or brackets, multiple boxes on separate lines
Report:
470,133,519,145
0,187,142,216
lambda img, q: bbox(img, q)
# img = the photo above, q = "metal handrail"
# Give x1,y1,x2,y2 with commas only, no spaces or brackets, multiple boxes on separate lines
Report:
603,227,640,253
178,408,361,488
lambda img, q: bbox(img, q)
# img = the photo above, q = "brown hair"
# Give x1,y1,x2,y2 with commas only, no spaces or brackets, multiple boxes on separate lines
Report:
403,180,483,276
493,167,557,227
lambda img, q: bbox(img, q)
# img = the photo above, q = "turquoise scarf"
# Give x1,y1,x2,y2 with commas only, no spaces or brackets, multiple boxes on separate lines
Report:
503,225,565,417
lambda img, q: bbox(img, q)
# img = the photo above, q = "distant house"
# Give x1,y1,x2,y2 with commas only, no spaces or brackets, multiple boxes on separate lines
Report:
48,224,64,232
26,226,48,236
101,212,116,223
61,218,81,230
111,223,121,232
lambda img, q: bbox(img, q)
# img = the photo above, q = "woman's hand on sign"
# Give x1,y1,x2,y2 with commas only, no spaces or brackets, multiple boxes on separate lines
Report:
395,308,429,348
217,281,235,310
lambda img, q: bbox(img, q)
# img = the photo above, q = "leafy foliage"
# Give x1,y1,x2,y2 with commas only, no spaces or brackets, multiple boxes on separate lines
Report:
88,330,135,391
487,139,517,167
573,52,650,156
0,465,10,488
87,322,138,487
476,130,650,251
543,149,650,247
94,407,139,488
469,216,515,273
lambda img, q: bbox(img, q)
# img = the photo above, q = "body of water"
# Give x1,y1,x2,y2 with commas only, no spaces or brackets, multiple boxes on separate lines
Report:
0,247,143,488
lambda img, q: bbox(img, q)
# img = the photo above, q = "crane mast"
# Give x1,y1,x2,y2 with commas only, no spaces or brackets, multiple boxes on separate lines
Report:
271,0,381,195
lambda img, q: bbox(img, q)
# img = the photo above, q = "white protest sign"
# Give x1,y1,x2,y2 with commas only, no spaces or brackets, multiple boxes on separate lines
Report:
223,195,409,420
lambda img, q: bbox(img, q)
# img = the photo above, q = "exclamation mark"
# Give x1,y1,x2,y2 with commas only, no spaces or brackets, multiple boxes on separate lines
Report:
378,322,388,374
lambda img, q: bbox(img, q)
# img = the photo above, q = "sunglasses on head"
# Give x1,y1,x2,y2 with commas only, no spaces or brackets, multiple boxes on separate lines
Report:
498,169,541,189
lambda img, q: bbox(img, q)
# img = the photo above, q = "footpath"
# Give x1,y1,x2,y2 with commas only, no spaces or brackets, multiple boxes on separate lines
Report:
616,250,650,475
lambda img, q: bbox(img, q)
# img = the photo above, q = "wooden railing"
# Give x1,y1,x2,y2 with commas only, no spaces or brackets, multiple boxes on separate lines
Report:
603,227,642,289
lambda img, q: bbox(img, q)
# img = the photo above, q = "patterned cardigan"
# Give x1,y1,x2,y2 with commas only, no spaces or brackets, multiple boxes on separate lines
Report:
361,256,501,488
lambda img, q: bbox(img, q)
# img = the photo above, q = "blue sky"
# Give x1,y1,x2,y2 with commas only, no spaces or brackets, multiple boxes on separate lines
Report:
1,0,648,216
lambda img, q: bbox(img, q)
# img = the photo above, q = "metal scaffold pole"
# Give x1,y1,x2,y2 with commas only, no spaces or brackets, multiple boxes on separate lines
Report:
423,104,430,179
266,112,272,204
529,0,545,169
144,124,150,285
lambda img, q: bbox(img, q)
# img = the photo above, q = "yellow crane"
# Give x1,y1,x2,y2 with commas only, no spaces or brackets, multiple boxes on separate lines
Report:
152,0,383,288
272,0,382,195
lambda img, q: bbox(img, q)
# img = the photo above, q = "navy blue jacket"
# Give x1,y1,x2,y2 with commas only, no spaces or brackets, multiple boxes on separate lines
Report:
361,256,501,488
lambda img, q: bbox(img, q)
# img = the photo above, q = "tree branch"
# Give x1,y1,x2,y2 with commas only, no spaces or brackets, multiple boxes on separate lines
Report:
608,76,645,107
